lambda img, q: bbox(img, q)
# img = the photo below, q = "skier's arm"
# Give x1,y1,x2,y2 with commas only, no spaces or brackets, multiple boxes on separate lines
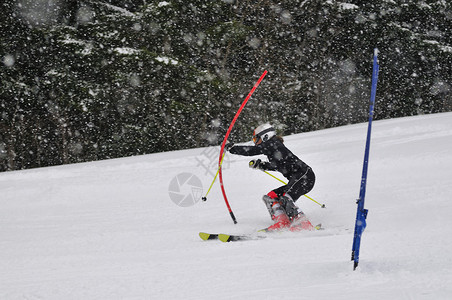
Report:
249,159,277,171
229,145,263,156
259,161,277,171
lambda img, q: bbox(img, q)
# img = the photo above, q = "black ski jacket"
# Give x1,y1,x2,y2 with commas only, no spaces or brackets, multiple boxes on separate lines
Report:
229,136,311,180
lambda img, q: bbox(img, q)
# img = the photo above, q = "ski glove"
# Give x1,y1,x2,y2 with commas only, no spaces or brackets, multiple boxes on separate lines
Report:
249,159,263,170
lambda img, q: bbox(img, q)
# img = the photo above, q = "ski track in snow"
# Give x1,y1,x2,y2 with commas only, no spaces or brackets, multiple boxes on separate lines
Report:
1,112,452,299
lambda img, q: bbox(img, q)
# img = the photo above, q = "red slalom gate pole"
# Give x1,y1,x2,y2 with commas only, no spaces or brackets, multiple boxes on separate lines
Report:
218,70,268,224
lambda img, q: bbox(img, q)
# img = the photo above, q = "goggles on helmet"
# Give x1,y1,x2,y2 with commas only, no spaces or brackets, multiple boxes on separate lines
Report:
252,135,260,144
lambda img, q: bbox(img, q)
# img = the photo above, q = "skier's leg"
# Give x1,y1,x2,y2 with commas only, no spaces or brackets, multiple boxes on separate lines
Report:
283,169,316,231
285,168,316,203
262,169,316,231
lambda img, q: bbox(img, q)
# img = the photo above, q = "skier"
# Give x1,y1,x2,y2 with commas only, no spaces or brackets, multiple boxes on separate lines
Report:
226,124,315,232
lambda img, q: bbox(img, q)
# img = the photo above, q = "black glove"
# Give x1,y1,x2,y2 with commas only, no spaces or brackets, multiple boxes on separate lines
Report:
225,142,235,151
249,159,263,170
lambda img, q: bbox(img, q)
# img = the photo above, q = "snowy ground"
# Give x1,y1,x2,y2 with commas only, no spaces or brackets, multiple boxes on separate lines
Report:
1,112,452,299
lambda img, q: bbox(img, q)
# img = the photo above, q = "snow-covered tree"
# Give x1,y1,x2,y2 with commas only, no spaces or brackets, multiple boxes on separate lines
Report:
1,0,451,171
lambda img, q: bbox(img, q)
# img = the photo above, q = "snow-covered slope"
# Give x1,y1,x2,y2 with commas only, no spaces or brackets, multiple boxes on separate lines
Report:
1,112,452,299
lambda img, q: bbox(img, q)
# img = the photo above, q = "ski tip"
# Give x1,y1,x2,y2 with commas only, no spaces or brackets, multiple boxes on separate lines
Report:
218,234,232,243
199,232,219,241
200,232,219,241
199,232,210,241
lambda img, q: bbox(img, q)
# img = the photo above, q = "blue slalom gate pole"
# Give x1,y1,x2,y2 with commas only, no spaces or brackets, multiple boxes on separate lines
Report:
352,48,379,270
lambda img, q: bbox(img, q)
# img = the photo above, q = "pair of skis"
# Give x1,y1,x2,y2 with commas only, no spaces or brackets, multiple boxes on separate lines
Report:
199,232,263,242
199,224,322,243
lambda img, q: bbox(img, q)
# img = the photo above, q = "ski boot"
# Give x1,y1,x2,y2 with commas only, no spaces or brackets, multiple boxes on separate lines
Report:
279,195,314,231
262,195,276,220
266,202,291,231
262,195,290,232
289,211,314,231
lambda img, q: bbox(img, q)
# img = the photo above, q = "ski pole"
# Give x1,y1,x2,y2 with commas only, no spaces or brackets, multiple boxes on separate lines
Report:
262,170,286,185
303,194,326,208
262,170,326,208
201,152,226,201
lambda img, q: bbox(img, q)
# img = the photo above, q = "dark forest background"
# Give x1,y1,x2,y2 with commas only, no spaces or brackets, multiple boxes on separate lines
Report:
1,0,451,171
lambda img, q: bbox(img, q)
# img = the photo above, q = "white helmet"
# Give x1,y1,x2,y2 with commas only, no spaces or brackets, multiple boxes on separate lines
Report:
253,123,276,144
